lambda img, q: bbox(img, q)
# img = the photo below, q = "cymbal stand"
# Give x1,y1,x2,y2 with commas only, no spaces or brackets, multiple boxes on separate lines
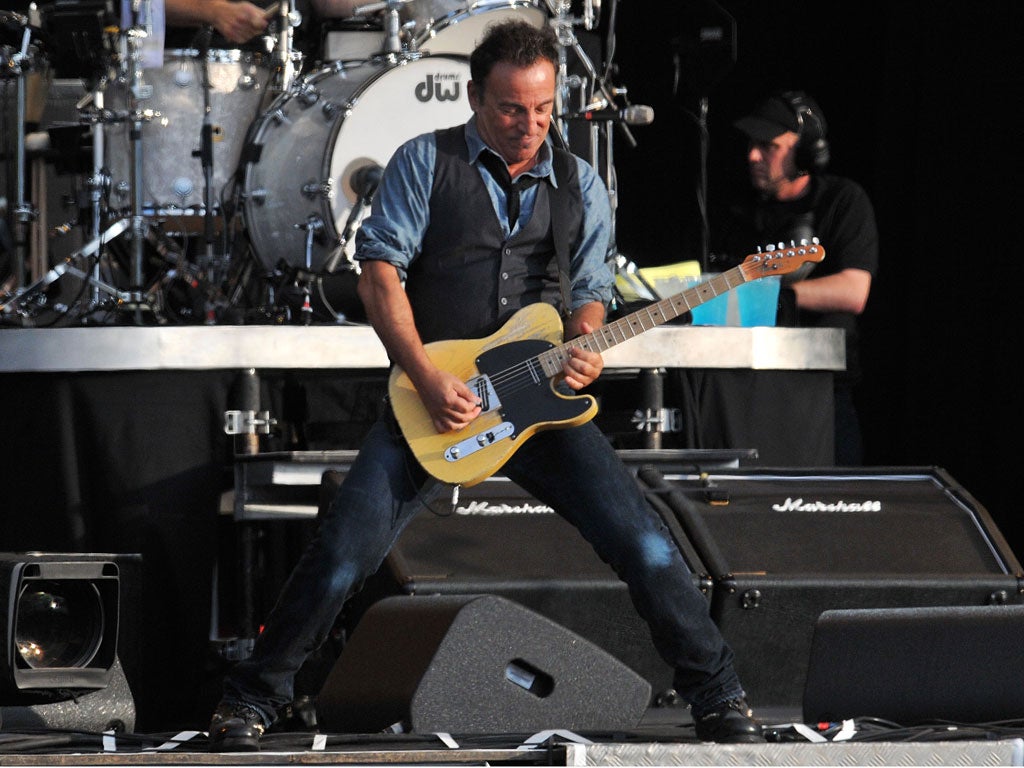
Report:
121,0,158,322
545,0,629,223
2,22,38,292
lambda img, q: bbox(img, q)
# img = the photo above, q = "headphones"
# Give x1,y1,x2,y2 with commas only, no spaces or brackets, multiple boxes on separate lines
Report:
780,90,830,174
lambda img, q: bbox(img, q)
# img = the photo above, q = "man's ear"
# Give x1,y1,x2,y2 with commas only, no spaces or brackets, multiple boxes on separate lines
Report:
467,80,480,112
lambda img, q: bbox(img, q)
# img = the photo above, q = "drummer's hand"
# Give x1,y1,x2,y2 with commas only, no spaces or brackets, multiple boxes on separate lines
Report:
209,0,269,43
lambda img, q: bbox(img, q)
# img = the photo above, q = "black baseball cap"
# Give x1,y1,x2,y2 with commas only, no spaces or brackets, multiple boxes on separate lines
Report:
734,94,802,141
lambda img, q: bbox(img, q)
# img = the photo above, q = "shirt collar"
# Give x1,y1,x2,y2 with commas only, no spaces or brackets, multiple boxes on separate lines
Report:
466,115,558,188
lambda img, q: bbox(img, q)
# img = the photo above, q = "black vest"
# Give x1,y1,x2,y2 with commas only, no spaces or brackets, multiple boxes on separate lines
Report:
406,125,583,344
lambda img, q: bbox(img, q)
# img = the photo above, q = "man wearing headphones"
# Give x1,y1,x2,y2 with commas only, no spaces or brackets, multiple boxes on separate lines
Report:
710,90,879,466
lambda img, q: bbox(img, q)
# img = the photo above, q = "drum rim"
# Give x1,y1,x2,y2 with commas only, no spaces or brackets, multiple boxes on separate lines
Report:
165,48,269,63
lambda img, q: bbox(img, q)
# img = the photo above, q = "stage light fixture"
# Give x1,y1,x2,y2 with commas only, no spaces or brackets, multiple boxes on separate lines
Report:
0,553,135,732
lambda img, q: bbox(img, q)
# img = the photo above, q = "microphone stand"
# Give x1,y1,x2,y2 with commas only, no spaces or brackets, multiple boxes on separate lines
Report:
197,28,218,322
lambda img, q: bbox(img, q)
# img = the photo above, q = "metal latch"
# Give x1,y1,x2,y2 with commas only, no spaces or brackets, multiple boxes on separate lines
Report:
224,410,277,435
631,407,682,434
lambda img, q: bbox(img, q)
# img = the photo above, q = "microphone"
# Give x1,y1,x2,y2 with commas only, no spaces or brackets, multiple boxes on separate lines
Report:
562,104,655,126
350,163,383,200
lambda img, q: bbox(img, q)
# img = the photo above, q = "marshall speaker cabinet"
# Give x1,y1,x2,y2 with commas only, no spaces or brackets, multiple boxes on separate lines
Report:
315,450,745,703
637,466,1024,712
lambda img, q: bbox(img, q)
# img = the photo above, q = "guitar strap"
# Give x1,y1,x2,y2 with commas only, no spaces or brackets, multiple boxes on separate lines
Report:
548,145,580,320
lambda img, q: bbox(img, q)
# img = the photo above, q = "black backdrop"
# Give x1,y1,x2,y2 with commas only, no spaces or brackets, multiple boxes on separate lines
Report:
607,0,1024,552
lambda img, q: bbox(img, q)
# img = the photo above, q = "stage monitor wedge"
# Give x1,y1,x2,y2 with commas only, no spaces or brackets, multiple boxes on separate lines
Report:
317,594,652,735
804,605,1024,724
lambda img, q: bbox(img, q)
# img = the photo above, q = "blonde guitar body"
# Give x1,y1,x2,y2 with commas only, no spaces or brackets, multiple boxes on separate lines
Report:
389,241,826,487
389,302,597,487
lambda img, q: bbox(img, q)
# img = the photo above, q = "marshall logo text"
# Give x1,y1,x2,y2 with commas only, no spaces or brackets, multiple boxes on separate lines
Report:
455,500,554,516
772,497,883,513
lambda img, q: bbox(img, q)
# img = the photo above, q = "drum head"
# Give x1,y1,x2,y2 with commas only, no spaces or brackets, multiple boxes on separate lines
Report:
242,54,473,274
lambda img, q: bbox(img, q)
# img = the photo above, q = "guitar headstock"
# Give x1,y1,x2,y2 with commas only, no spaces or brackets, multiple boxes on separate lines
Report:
739,239,826,280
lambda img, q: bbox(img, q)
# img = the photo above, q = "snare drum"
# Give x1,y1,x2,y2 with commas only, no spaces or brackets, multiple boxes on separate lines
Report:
105,48,271,218
241,54,472,274
403,0,547,54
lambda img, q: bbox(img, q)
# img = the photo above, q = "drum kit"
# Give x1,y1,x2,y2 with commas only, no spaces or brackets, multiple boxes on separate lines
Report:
0,0,633,327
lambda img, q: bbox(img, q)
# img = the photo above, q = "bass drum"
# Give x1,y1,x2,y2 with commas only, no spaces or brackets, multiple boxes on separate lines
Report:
241,54,472,274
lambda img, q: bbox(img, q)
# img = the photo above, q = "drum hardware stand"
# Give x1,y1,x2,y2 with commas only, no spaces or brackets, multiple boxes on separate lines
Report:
121,0,159,322
268,0,302,96
291,213,331,325
0,218,141,323
0,72,139,322
196,26,226,324
0,19,39,294
353,0,414,58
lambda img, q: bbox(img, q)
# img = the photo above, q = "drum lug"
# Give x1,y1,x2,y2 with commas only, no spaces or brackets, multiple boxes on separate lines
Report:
294,83,320,107
322,101,347,121
251,188,268,205
302,179,334,200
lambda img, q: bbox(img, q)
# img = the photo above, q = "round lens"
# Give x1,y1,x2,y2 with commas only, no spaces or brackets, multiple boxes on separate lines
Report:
14,580,105,669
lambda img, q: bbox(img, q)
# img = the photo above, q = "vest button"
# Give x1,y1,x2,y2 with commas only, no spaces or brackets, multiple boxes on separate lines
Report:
500,298,508,306
501,272,509,280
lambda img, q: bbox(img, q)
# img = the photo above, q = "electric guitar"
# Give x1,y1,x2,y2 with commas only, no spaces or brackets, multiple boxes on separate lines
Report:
389,241,825,486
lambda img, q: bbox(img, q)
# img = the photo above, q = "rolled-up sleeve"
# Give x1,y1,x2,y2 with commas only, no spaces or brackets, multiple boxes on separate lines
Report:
354,134,437,280
568,157,615,311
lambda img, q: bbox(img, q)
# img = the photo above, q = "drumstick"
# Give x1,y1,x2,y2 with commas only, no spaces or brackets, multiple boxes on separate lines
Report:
263,2,281,19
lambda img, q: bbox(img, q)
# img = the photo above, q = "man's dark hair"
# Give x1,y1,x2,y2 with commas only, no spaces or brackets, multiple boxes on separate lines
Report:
469,19,559,95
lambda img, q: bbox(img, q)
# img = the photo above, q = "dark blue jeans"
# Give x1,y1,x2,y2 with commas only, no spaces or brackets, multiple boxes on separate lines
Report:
222,409,744,725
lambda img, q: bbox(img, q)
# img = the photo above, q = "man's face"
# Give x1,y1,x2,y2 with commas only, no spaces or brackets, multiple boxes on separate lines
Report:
746,131,801,197
468,59,556,172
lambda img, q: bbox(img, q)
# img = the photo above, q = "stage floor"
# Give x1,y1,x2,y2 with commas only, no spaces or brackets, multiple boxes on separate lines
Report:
1,710,1024,766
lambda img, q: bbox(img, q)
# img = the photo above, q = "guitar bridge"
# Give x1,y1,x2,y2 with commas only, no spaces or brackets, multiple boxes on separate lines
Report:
444,421,515,462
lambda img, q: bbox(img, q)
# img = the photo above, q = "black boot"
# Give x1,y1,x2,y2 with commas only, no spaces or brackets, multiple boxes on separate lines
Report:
693,697,764,743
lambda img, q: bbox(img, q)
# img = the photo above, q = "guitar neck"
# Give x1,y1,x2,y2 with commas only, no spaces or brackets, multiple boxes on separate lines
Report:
537,265,747,377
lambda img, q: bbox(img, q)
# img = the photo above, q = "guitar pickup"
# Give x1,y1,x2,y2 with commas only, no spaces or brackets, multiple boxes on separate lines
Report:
444,421,515,462
466,374,501,413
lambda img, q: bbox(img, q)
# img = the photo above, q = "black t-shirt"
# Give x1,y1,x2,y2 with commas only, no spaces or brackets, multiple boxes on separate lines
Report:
709,173,879,385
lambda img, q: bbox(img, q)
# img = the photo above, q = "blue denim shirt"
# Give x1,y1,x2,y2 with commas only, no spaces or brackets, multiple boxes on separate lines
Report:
354,116,615,312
